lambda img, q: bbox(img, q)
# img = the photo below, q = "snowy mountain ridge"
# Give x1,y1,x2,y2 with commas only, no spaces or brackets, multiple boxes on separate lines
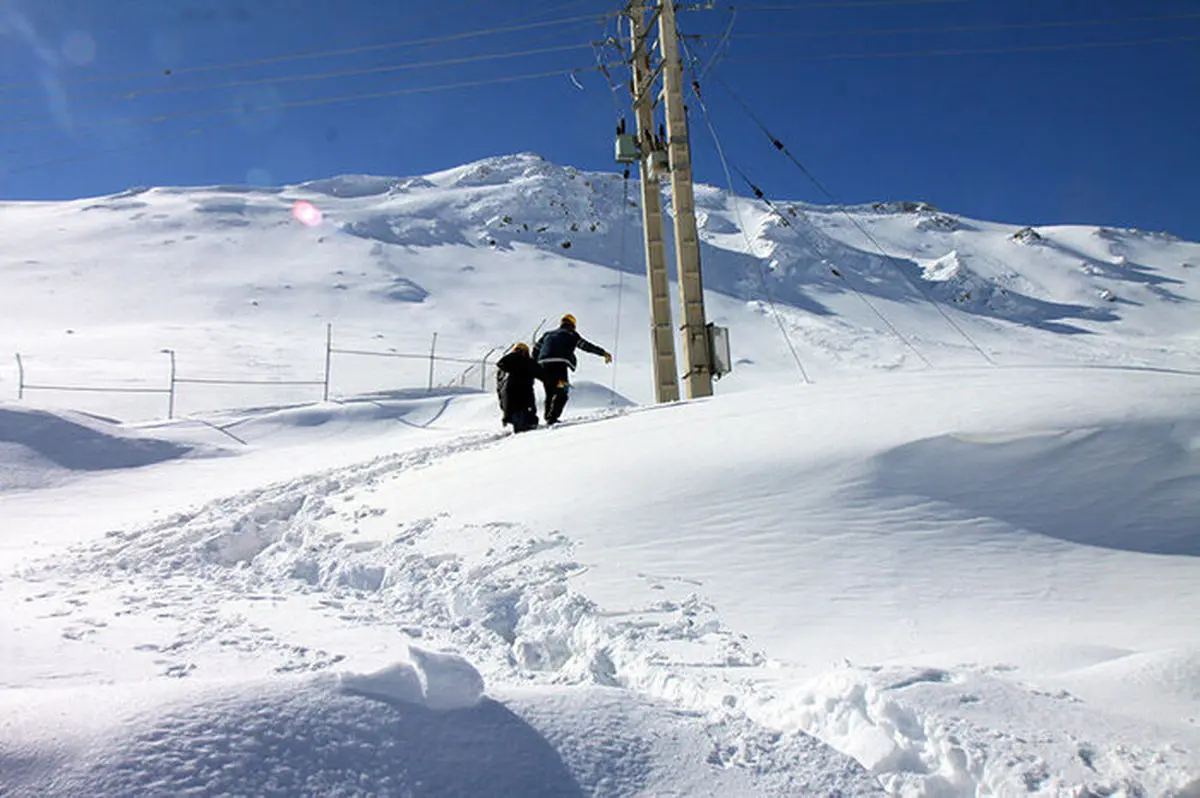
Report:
2,150,1197,422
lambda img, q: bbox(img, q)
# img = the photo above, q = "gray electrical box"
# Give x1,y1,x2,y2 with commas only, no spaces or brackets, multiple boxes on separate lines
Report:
649,148,670,176
708,323,731,379
615,134,639,164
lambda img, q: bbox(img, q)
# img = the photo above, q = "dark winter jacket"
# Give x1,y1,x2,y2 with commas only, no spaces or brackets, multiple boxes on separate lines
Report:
496,350,543,419
533,326,607,371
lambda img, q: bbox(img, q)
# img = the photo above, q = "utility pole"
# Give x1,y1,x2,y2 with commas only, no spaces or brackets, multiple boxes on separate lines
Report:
657,0,713,398
628,0,680,404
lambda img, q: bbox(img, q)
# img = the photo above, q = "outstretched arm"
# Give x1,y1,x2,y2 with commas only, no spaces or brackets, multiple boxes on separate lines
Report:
576,336,610,360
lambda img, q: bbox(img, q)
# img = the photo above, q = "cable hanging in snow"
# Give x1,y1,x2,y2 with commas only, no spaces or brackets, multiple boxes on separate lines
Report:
705,70,997,366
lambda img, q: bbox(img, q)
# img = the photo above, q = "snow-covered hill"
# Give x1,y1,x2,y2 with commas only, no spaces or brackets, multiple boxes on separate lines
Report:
1,152,1196,418
2,154,1199,796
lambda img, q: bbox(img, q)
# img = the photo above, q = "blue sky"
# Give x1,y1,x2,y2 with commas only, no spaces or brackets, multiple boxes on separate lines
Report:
1,0,1197,239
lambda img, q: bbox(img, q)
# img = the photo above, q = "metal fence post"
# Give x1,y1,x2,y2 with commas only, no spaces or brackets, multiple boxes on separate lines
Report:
15,353,24,399
480,347,497,391
427,332,438,393
323,323,332,401
160,349,176,419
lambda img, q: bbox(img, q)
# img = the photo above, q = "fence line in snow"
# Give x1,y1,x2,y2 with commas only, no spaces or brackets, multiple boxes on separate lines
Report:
13,324,503,421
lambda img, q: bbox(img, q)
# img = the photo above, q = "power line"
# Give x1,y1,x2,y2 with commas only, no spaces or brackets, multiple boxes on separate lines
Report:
1,8,615,176
0,64,618,134
734,165,935,369
697,0,966,10
0,12,614,94
0,65,611,173
0,41,599,114
699,8,738,78
689,51,934,372
723,34,1200,61
705,69,996,365
726,12,1200,39
611,168,632,400
705,71,838,207
701,119,818,383
678,45,816,382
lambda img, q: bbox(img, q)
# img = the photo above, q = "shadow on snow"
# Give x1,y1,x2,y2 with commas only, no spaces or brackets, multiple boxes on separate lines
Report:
868,420,1200,556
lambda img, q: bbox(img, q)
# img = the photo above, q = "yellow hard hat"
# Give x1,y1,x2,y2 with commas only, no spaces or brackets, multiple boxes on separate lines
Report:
512,342,529,354
561,313,577,327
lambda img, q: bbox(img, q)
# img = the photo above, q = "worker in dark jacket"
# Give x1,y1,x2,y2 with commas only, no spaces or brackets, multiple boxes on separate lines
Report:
496,342,543,433
532,314,612,425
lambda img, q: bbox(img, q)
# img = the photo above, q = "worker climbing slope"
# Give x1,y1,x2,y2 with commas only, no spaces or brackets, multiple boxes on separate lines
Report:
532,314,612,425
495,342,543,433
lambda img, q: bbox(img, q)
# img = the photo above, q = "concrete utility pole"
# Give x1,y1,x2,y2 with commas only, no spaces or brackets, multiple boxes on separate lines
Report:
657,0,713,398
628,0,681,404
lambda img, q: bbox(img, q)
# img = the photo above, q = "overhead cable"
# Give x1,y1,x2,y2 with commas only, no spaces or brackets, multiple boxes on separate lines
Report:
695,0,966,10
707,70,996,365
726,11,1200,39
723,34,1200,62
699,8,738,78
611,168,632,400
0,42,600,114
0,64,618,134
678,45,815,382
0,13,614,94
734,164,934,369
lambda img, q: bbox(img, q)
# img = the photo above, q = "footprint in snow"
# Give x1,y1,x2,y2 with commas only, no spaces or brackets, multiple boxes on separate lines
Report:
163,663,196,678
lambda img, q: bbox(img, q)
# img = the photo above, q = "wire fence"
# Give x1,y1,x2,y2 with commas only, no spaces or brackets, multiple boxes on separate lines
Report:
12,324,504,421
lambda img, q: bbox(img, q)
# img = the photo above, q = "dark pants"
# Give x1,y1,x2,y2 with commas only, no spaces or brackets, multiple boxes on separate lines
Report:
509,407,539,433
539,363,570,424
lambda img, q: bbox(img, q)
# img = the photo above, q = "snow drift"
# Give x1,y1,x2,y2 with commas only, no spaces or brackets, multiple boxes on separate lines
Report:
0,404,195,491
0,670,879,797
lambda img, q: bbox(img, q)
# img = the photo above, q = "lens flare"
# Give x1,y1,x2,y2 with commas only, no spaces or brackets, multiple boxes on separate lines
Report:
291,200,323,227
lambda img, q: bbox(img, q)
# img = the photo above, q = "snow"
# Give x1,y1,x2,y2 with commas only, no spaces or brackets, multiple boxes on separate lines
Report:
338,647,485,710
0,403,200,490
2,153,1200,796
0,677,878,797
